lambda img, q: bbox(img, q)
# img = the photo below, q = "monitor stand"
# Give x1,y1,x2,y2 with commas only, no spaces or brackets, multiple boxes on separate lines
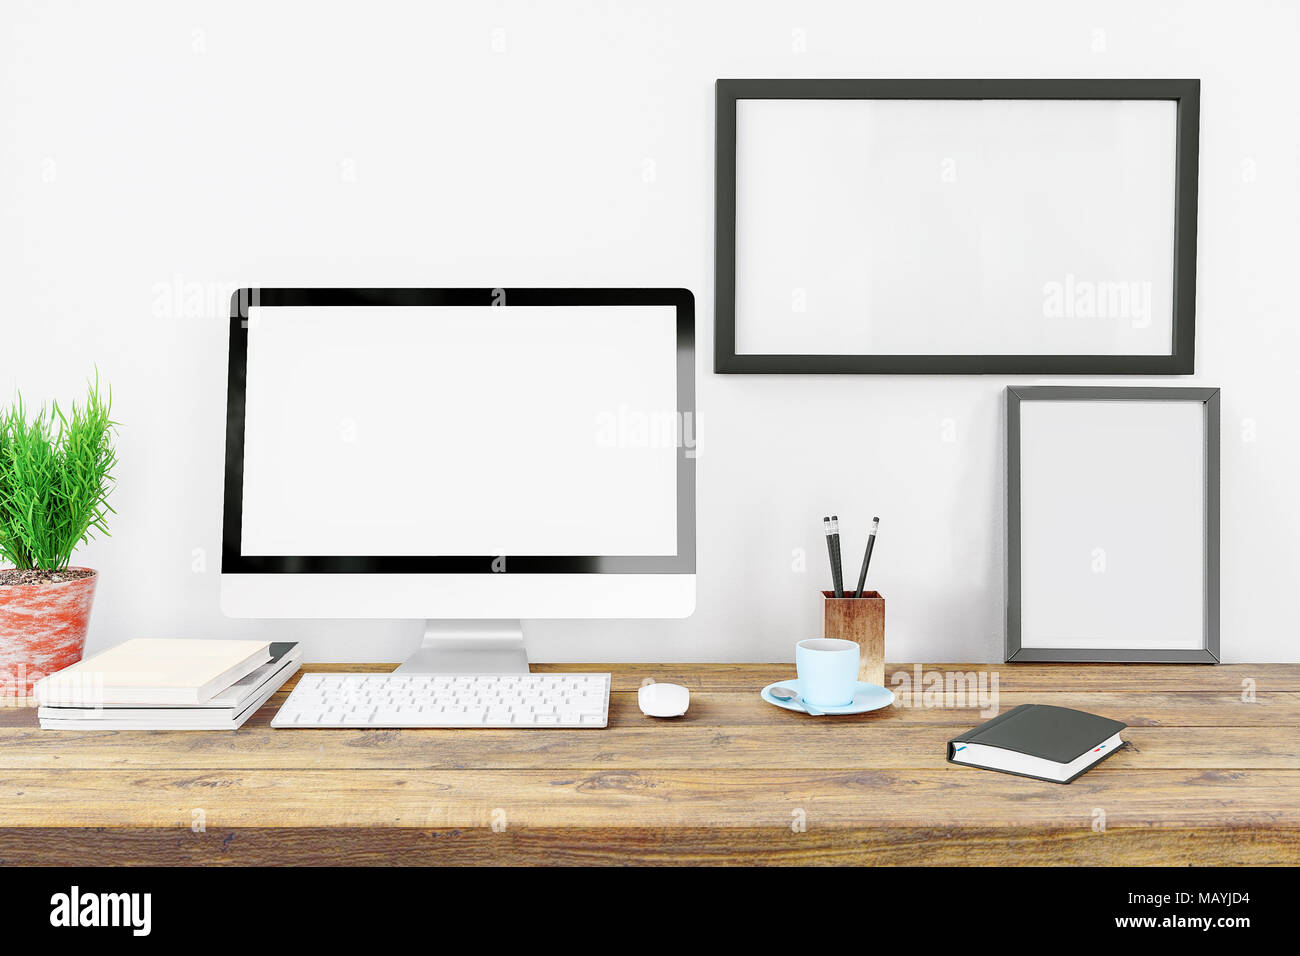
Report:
394,619,531,674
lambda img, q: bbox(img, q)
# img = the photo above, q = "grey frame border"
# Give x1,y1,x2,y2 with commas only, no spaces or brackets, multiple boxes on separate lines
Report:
1006,386,1220,663
715,78,1201,374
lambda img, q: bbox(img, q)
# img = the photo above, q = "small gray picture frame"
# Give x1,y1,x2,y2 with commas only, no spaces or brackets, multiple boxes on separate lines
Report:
1006,386,1220,663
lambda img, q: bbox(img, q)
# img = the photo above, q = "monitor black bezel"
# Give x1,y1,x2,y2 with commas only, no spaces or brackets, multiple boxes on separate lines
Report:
221,288,696,574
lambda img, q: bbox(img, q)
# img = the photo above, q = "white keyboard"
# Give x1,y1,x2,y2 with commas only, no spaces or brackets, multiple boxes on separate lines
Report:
271,672,611,728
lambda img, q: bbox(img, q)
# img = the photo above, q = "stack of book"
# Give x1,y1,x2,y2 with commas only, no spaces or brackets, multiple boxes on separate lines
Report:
34,639,301,730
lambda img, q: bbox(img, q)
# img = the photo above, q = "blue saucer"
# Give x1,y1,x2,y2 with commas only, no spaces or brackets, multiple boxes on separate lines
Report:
760,678,894,715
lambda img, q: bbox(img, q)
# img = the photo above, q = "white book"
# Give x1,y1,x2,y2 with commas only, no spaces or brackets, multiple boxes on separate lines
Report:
200,644,300,707
38,644,301,720
35,638,272,706
38,660,298,731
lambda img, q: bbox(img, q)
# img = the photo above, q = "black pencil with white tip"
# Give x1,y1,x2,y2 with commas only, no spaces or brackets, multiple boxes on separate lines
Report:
829,515,844,597
823,517,838,596
854,516,880,599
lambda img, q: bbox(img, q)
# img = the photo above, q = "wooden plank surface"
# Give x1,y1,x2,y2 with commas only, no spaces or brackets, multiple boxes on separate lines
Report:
3,826,1298,867
1,662,1296,865
9,690,1298,729
272,661,1300,692
2,768,1300,828
4,660,1293,704
0,724,1296,771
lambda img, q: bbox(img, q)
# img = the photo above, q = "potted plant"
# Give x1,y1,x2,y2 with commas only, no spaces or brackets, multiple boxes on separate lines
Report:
0,379,117,699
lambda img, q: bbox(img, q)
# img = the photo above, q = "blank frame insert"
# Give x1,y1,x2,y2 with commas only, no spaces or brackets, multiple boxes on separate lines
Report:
1006,387,1219,662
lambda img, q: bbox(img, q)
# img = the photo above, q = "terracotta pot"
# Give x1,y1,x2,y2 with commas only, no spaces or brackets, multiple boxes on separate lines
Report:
0,568,97,700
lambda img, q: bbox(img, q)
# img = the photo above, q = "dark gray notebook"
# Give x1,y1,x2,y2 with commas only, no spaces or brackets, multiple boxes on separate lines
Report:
947,704,1127,784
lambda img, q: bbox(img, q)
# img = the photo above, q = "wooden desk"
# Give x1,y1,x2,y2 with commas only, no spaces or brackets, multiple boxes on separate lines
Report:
2,663,1297,866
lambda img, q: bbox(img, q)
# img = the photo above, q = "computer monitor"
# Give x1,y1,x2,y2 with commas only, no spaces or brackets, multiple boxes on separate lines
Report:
221,288,695,673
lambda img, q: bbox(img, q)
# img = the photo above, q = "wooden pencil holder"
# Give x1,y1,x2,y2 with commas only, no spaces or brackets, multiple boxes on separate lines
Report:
822,590,885,687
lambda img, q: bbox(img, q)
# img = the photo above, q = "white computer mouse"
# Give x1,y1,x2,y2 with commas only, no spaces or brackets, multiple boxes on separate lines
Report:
638,682,690,718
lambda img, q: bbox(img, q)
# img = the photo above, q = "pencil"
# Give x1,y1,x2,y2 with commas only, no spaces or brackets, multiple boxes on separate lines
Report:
854,516,879,599
823,517,837,596
829,515,844,598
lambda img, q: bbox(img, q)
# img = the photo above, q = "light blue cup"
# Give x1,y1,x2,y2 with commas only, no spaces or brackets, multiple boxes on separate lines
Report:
795,638,861,707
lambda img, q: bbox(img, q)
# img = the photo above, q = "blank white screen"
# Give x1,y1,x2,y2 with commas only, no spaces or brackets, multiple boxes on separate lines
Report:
1019,400,1205,649
735,99,1178,355
240,305,679,557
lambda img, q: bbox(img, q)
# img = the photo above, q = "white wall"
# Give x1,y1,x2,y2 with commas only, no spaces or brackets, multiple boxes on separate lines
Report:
3,0,1297,663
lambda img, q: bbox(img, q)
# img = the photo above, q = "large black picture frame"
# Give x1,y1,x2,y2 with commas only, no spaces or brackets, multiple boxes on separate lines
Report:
714,78,1201,374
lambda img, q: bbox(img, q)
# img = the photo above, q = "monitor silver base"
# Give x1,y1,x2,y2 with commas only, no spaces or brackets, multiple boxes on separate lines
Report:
395,619,530,674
